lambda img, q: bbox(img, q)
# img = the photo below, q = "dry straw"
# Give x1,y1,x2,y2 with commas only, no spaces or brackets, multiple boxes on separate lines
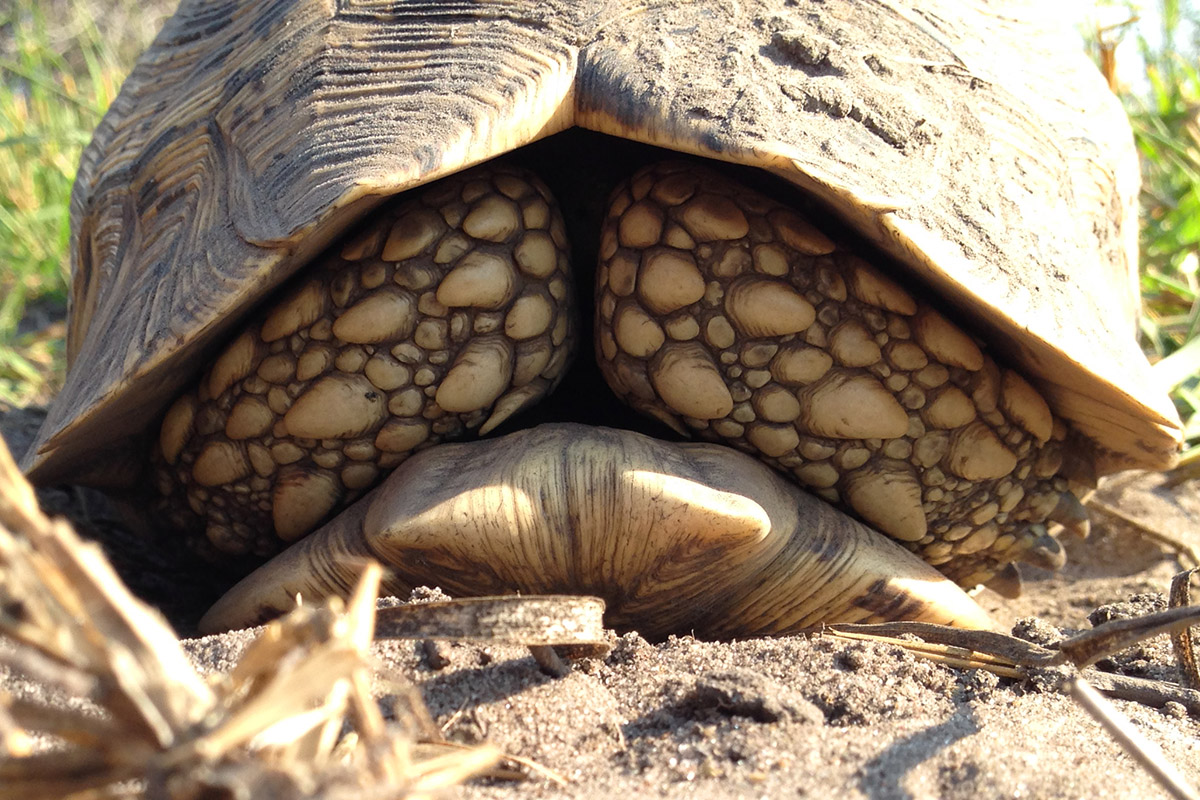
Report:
0,435,498,799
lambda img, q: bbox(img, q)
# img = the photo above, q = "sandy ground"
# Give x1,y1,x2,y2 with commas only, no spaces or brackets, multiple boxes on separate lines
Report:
4,405,1200,798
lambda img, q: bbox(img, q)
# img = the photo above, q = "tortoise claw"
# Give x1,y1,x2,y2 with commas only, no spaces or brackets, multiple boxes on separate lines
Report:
983,563,1023,599
1015,525,1067,571
1048,491,1090,539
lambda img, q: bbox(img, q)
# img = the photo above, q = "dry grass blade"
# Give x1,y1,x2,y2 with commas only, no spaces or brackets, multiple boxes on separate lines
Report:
831,606,1200,671
1087,500,1200,569
423,740,570,787
825,622,1060,667
1086,670,1200,715
374,595,608,647
824,627,1027,678
0,435,498,798
1057,604,1200,668
1170,568,1200,689
1069,676,1200,800
0,431,212,752
830,608,1200,800
829,618,1200,716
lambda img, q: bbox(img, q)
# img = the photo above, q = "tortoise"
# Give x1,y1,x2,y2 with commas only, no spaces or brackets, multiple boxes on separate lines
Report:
21,0,1182,637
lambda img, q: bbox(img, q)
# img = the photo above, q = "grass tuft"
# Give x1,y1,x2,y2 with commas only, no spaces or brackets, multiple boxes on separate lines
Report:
1091,2,1200,460
0,0,172,405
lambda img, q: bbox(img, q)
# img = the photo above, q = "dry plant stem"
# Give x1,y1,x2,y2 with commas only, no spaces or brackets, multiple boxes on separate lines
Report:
1085,671,1200,715
826,622,1061,666
1058,605,1200,668
374,595,610,670
405,745,510,795
834,605,1200,670
0,432,214,748
826,628,1026,678
829,626,1200,711
830,621,1200,797
1170,568,1200,689
0,645,94,698
829,614,1200,709
427,741,570,787
1087,500,1200,568
0,430,500,798
3,694,118,749
380,679,442,743
1068,676,1200,800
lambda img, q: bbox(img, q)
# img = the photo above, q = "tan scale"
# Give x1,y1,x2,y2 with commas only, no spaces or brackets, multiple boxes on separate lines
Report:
595,163,1082,586
156,164,576,555
638,250,707,314
724,278,816,338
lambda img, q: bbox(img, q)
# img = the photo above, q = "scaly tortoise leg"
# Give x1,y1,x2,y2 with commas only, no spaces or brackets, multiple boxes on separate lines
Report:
199,423,997,635
594,162,1086,589
175,158,1087,634
154,165,576,556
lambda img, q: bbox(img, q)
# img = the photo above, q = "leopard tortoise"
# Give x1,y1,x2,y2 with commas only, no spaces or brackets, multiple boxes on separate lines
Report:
22,0,1183,637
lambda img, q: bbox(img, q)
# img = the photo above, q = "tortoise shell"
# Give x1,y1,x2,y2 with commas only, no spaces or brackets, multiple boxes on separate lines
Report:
25,0,1179,485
